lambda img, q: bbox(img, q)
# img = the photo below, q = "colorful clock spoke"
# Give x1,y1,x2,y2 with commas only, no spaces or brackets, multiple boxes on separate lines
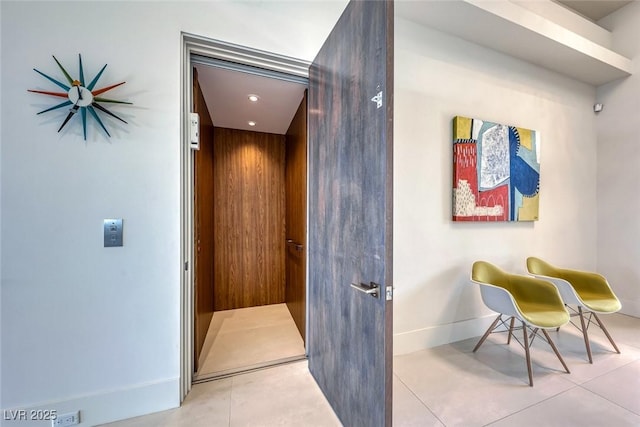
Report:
37,100,73,115
92,102,127,124
94,97,133,105
28,89,68,98
87,64,107,91
30,54,131,140
92,81,126,96
58,105,79,132
78,54,85,86
81,107,88,140
52,55,74,86
33,68,70,91
87,106,111,137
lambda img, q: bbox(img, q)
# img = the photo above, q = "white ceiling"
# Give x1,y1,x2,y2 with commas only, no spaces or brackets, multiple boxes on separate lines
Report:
194,64,306,135
395,0,631,85
194,1,632,133
556,0,632,21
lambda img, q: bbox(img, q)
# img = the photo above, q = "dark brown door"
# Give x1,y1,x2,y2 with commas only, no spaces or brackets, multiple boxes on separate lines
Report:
193,68,215,371
285,91,308,341
308,1,394,426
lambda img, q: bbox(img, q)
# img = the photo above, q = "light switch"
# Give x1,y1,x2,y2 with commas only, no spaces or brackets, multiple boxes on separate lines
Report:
104,219,123,247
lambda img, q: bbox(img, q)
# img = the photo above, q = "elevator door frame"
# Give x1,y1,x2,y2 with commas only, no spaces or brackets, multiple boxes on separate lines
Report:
180,33,310,400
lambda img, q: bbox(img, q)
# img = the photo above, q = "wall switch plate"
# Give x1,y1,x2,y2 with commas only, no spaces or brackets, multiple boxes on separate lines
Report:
104,219,123,247
190,112,200,150
52,411,80,427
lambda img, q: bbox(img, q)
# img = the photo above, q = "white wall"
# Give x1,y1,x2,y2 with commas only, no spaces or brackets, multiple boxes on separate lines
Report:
596,3,640,317
2,0,630,424
0,1,347,425
0,0,4,413
393,17,599,354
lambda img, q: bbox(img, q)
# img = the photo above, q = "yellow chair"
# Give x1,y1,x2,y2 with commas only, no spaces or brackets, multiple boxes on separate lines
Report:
471,261,570,386
526,257,622,363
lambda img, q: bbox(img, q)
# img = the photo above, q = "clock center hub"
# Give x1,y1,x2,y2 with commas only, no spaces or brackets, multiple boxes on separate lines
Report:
68,86,93,107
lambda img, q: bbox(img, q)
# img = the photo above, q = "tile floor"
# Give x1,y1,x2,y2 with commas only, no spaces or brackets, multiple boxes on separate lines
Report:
103,313,640,426
195,304,305,379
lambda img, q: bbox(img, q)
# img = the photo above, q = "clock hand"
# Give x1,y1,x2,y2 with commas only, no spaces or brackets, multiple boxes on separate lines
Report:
76,85,83,100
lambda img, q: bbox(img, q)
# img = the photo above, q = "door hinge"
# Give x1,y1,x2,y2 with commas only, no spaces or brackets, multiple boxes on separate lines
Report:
371,91,383,109
184,261,189,271
386,286,393,301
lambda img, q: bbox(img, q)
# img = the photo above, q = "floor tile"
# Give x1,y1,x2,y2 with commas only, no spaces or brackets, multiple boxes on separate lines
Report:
581,359,640,415
593,313,640,350
100,378,232,427
394,339,575,427
229,361,341,426
487,386,640,427
516,324,640,385
393,375,444,426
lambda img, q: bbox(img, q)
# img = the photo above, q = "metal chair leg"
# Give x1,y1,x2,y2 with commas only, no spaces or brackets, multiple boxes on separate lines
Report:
522,321,533,386
473,315,502,352
591,312,621,354
542,329,570,374
507,317,515,345
578,306,593,363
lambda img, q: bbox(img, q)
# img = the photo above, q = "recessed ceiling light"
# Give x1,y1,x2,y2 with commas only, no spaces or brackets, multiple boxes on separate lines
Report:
248,94,259,102
248,121,256,126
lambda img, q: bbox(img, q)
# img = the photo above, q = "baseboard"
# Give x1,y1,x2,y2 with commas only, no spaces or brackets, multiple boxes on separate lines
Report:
393,315,496,356
619,297,640,318
1,377,179,427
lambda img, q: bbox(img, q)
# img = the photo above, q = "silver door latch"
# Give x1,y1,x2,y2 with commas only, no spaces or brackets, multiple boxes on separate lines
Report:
371,91,383,108
350,282,380,298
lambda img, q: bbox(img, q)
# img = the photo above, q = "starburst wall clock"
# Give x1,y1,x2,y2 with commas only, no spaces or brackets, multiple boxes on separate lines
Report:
28,54,132,140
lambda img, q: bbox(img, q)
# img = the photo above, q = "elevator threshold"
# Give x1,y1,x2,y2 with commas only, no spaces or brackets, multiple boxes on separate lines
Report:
193,354,307,383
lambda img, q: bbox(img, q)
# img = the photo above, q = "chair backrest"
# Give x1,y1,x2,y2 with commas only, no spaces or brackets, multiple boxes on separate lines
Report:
472,260,510,290
472,260,569,327
527,256,620,307
527,257,560,277
473,260,558,302
472,261,529,300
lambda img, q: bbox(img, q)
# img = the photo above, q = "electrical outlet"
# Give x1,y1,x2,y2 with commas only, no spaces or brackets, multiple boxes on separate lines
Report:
52,411,80,427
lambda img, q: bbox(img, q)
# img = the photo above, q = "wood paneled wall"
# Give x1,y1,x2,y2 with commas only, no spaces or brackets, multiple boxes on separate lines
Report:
193,69,214,370
213,127,286,311
193,68,215,370
285,92,308,341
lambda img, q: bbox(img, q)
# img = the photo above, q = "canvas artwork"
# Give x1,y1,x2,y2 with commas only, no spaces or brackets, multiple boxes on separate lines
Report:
452,116,540,222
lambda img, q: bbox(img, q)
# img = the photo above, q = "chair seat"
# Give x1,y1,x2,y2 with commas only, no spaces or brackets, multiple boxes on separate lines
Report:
519,306,570,328
581,296,622,313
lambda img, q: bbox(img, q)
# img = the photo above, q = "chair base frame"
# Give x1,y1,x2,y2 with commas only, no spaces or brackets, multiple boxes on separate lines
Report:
473,314,570,386
564,305,621,363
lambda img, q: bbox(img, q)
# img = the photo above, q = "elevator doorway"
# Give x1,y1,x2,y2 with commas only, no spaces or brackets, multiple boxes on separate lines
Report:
191,59,308,381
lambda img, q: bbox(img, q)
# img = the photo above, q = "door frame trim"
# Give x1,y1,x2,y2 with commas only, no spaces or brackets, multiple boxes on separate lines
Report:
180,32,310,401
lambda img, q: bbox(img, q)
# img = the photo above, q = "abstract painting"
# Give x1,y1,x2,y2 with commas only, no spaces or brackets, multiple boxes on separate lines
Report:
452,116,540,222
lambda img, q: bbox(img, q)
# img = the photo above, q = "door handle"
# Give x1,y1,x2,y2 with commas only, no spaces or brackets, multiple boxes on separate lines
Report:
286,239,304,251
350,282,380,298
